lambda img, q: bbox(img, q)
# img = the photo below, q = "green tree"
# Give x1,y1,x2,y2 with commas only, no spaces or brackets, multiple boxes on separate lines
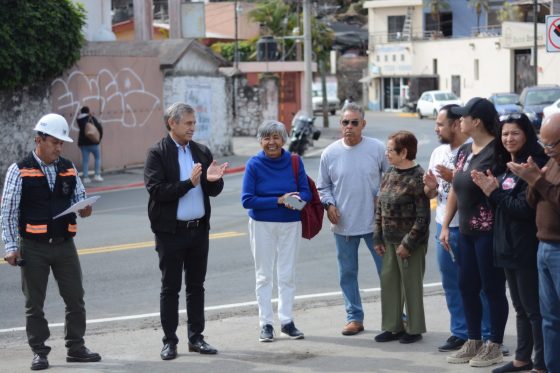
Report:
248,0,333,63
497,1,521,23
468,0,490,35
248,0,293,36
0,0,86,91
424,0,450,35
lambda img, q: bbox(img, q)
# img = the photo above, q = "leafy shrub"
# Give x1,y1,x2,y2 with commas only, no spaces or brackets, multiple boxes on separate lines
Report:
0,0,86,91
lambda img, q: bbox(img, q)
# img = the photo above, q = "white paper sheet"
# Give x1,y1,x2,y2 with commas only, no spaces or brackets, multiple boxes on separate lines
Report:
53,196,100,219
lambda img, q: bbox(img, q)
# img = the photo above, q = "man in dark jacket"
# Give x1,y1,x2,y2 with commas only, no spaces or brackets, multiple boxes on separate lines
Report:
144,103,228,361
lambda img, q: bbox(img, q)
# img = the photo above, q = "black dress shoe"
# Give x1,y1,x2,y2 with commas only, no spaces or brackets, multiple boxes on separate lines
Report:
399,332,422,344
160,343,177,360
492,361,533,373
188,339,218,354
374,330,404,342
31,354,49,370
66,346,101,363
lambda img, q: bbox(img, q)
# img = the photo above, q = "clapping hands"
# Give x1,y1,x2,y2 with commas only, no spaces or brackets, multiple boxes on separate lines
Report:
471,169,499,196
207,161,229,182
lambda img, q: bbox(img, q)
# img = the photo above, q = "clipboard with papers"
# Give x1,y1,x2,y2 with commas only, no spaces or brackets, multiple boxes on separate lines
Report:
53,196,100,219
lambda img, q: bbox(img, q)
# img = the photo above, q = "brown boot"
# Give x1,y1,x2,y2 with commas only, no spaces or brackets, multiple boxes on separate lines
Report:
341,321,364,336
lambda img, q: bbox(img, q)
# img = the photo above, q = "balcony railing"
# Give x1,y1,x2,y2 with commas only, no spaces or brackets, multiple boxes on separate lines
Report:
368,24,503,49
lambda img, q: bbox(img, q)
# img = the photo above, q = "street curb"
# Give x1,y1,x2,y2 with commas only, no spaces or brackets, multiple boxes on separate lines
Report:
85,166,247,194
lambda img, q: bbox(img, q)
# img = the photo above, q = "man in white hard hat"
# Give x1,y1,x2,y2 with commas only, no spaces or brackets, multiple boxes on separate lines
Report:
1,114,101,371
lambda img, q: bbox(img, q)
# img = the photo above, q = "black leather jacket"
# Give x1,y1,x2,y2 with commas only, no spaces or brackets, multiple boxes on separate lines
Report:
144,135,224,234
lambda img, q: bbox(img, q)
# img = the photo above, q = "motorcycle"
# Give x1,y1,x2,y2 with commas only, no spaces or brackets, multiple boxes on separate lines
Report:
288,111,321,156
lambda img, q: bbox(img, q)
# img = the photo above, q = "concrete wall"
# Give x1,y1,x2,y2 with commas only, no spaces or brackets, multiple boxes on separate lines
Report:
0,85,52,186
164,75,233,156
51,56,166,173
231,75,278,136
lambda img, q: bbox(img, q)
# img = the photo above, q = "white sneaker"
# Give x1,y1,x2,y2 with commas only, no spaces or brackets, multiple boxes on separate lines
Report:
469,341,503,367
447,339,483,364
93,175,104,182
82,177,92,185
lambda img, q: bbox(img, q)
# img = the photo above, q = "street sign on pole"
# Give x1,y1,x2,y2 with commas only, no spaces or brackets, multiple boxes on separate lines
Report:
546,15,560,52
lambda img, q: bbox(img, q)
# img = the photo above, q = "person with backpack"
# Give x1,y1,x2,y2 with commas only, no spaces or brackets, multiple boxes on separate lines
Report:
241,120,312,342
77,106,103,184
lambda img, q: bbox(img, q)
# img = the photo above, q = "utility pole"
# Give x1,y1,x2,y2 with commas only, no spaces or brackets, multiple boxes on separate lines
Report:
533,0,538,85
234,0,239,71
303,0,313,115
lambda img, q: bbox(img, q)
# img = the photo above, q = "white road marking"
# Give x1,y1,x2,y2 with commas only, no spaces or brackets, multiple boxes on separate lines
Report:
0,282,443,333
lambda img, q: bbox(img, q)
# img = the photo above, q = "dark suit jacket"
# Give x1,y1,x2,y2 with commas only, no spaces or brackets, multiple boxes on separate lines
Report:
144,135,224,234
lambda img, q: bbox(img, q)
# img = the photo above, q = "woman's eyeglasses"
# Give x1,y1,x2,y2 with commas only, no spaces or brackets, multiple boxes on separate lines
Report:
341,119,361,126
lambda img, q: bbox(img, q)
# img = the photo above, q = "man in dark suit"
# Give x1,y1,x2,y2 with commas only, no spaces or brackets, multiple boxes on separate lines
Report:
144,103,228,360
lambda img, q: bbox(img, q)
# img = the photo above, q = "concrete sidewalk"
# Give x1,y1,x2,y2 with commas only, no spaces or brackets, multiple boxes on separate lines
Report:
0,289,518,373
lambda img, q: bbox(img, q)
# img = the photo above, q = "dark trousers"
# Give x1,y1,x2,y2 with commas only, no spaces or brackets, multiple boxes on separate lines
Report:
20,238,86,355
504,267,545,370
155,225,209,345
456,232,509,343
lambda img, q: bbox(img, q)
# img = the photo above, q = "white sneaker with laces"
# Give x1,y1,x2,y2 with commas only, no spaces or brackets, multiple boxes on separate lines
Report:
447,339,483,364
469,341,503,367
93,175,104,182
82,177,92,185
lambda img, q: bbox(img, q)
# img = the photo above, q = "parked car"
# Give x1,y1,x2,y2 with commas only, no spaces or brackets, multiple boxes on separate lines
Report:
416,90,461,119
488,93,522,116
519,85,560,131
543,97,560,119
312,89,339,115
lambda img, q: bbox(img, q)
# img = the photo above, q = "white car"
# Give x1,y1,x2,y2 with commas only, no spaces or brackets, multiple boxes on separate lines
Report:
543,97,560,119
416,90,462,119
312,89,340,115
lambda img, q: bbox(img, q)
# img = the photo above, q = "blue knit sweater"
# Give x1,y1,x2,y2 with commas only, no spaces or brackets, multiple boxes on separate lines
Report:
241,149,312,222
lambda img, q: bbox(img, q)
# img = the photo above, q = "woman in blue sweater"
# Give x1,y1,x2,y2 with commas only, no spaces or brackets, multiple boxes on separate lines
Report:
241,121,312,342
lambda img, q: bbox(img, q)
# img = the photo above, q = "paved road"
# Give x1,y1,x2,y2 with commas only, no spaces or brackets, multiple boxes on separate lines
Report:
0,112,441,335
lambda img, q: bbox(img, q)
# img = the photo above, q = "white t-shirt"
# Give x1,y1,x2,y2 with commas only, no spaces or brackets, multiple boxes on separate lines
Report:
429,144,460,226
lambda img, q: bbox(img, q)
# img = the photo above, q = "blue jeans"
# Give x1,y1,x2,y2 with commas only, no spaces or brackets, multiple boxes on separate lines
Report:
436,224,491,341
457,232,508,343
537,241,560,373
334,233,383,322
80,144,101,177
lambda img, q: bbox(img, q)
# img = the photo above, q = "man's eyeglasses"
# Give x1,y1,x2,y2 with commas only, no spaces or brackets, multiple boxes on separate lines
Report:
341,119,361,126
499,113,525,123
540,138,560,150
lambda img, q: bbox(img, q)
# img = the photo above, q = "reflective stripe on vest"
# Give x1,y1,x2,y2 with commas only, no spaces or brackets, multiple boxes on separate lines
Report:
58,168,77,177
20,168,43,178
26,224,48,234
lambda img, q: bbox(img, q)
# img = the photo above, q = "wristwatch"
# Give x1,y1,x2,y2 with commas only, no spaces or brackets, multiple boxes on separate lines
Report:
323,202,334,210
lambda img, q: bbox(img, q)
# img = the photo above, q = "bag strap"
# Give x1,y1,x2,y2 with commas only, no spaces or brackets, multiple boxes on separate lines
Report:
291,154,299,190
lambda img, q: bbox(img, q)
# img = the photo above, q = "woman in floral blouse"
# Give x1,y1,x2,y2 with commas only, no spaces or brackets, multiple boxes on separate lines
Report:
440,98,509,368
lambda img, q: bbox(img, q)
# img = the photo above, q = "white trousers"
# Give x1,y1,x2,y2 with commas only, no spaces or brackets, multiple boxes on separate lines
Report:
248,218,301,327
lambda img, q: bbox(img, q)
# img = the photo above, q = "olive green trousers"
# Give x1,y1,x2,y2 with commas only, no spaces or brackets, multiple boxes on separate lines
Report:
380,242,427,335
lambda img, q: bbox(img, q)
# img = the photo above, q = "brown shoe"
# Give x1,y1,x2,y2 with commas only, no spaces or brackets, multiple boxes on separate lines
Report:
341,321,364,336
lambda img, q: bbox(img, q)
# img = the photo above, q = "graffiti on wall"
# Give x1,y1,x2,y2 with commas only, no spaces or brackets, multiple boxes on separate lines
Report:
51,67,161,131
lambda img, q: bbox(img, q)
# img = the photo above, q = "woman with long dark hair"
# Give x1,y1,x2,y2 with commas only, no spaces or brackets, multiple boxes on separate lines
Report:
472,113,548,373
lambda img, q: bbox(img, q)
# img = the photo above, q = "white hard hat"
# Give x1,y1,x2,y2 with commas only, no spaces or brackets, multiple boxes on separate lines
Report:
33,114,73,143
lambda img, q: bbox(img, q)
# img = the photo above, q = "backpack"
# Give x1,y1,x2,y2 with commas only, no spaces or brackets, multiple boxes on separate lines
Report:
291,155,324,239
84,119,100,144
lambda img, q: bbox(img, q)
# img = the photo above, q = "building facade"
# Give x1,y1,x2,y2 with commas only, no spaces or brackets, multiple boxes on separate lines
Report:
363,0,560,111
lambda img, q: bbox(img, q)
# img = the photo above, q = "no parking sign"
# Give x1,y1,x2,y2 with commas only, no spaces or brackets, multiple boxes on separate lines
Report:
546,15,560,52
